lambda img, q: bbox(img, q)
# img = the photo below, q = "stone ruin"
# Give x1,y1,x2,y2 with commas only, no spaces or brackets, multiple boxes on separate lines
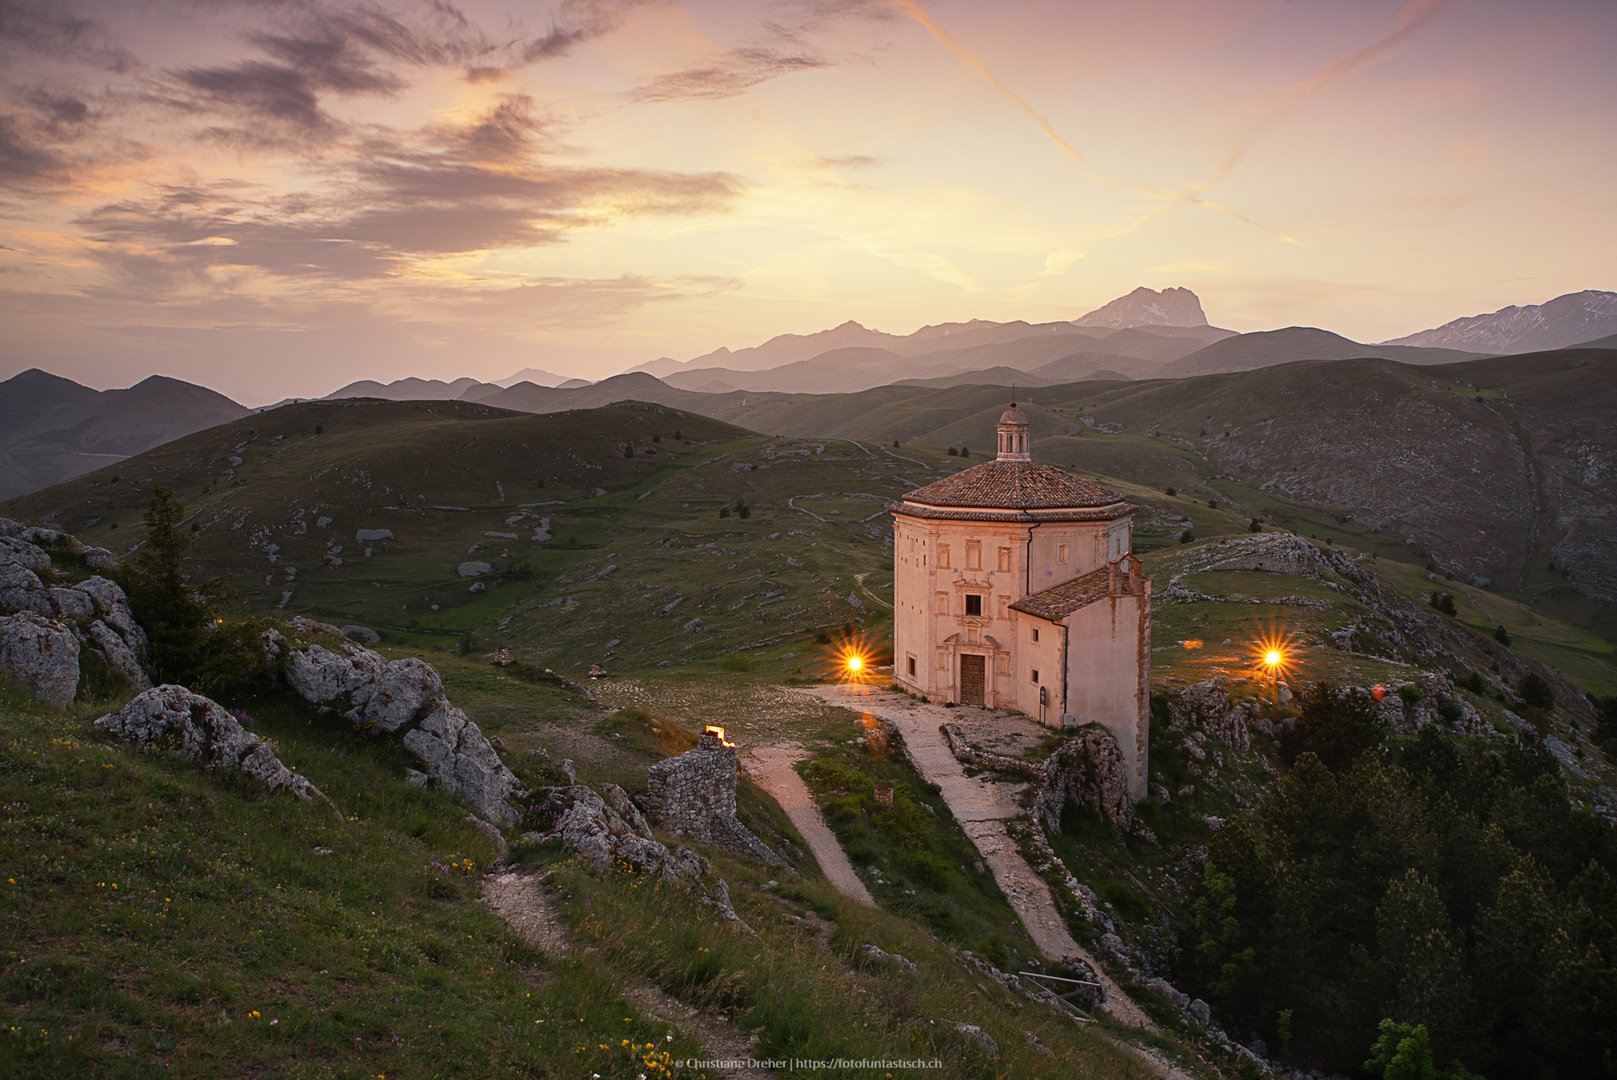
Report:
641,728,782,864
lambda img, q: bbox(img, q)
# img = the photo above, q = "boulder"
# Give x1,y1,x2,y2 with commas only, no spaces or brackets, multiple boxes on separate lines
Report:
358,657,443,732
0,613,80,708
81,547,118,571
47,587,95,619
284,642,386,710
0,536,52,573
87,620,152,690
0,561,51,614
401,701,523,827
95,685,322,801
72,576,144,647
340,624,380,644
458,561,494,578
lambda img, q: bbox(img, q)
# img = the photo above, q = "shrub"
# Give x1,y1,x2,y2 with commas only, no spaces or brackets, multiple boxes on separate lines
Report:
1429,591,1457,617
959,446,969,458
1249,518,1262,532
1517,672,1554,711
1463,671,1486,695
948,447,958,456
1165,487,1177,496
121,487,234,683
1494,625,1512,647
1180,530,1196,544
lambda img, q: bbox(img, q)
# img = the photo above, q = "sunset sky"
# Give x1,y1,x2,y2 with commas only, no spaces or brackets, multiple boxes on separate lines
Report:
2,0,1614,404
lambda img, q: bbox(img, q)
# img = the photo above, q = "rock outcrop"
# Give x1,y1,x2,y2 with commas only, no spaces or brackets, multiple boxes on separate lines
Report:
1167,677,1252,751
1032,729,1142,837
0,613,80,708
641,729,781,864
0,520,150,696
95,684,323,801
524,782,750,928
269,625,523,826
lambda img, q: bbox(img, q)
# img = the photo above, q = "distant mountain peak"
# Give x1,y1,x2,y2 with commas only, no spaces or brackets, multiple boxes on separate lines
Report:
1383,289,1617,354
1074,286,1207,329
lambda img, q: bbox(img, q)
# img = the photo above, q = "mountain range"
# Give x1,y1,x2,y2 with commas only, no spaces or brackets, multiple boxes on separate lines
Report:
1384,289,1617,353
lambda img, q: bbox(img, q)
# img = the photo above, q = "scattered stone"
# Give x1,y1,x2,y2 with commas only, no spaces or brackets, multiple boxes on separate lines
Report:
642,729,782,864
469,581,486,593
95,685,323,801
458,561,494,578
0,613,79,707
87,620,151,690
312,846,333,855
341,624,380,644
949,1022,998,1058
405,768,429,787
860,943,920,975
1187,998,1212,1025
358,658,444,732
1023,1030,1053,1056
1146,978,1190,1011
355,529,394,542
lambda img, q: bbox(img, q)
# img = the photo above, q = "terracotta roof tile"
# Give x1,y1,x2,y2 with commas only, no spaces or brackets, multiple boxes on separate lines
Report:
1009,567,1116,621
902,459,1120,510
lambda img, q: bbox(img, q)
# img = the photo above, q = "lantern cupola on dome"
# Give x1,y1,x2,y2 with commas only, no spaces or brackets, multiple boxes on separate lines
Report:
996,403,1031,462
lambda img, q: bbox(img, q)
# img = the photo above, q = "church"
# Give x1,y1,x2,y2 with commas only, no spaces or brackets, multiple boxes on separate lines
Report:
890,404,1152,800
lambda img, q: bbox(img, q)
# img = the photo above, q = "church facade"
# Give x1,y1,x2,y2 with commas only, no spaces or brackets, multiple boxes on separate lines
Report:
890,405,1152,799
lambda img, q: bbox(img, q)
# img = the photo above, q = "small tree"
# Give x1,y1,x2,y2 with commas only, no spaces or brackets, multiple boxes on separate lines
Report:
1494,624,1512,647
948,447,959,456
1165,487,1177,496
959,445,970,457
674,428,682,440
123,487,231,683
1180,530,1196,544
1517,671,1554,711
1429,591,1457,617
1248,518,1262,533
624,444,634,458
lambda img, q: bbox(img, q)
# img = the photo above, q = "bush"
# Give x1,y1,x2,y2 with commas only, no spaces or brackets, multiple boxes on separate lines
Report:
1494,625,1512,647
1517,671,1554,711
1249,518,1262,533
1165,487,1177,496
948,447,958,456
1280,681,1388,773
1429,591,1457,617
1463,671,1486,695
1180,530,1196,545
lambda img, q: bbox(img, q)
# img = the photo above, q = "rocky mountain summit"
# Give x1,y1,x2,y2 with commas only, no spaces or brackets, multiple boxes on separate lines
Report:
1385,289,1617,353
1073,286,1208,328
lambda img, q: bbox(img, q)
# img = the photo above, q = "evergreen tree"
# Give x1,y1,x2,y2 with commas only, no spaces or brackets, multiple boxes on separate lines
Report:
122,487,225,682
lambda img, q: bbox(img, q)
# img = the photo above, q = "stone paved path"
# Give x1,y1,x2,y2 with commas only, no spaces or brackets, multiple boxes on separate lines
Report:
745,742,876,907
794,684,1155,1030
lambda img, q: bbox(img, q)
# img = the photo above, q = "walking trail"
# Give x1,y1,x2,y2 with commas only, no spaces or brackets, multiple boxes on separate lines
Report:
793,684,1156,1031
745,742,875,907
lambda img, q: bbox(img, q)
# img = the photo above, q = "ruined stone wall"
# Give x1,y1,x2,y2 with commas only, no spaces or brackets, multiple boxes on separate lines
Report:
642,731,781,864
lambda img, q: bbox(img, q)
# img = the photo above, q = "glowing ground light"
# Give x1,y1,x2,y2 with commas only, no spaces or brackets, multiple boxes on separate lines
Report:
846,655,864,673
1264,649,1284,669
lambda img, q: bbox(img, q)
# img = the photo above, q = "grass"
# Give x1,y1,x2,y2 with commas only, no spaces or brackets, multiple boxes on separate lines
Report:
0,682,709,1079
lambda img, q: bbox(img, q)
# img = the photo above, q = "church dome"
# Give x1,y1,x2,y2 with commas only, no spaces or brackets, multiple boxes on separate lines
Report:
997,404,1029,427
901,459,1121,511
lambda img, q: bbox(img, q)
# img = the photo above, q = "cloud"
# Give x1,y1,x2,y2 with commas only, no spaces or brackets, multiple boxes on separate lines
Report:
0,0,136,72
630,46,827,102
0,87,100,189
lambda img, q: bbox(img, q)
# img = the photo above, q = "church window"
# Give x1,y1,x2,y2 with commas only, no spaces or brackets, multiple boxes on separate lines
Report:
997,595,1009,619
966,541,981,569
936,591,949,614
997,547,1011,572
1032,627,1040,643
965,594,982,616
907,656,916,677
937,544,950,569
1031,669,1039,684
1058,543,1070,564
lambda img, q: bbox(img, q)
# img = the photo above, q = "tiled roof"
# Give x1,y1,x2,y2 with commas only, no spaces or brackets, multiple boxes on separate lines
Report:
902,459,1122,510
889,503,1134,523
1009,567,1119,621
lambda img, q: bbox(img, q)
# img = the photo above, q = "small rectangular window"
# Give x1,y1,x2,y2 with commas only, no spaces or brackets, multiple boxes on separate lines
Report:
966,541,981,570
965,594,983,616
936,591,949,614
1058,543,1070,564
907,656,916,677
997,547,1011,572
1031,669,1039,684
937,544,950,569
1032,627,1040,643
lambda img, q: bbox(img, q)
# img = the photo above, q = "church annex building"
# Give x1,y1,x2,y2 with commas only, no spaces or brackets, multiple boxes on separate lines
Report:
890,405,1152,799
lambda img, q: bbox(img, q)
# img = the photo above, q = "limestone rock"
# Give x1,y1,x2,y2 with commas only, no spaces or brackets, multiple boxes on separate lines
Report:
81,547,118,571
72,576,145,648
0,536,52,574
87,620,152,690
0,561,50,614
0,613,80,708
284,642,385,710
401,701,523,826
96,685,322,801
643,730,782,863
47,587,95,619
1146,977,1190,1011
950,1023,998,1058
341,624,380,644
1187,998,1212,1025
861,943,920,976
1034,728,1137,834
359,658,444,733
1168,677,1252,751
458,561,494,578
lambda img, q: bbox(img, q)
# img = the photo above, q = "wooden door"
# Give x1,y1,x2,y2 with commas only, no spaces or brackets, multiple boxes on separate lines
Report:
960,654,985,705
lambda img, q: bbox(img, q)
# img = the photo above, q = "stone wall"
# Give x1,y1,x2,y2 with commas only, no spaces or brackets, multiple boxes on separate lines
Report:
642,730,781,864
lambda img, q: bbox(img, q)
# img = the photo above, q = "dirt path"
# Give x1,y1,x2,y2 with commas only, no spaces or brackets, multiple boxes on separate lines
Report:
745,743,876,907
482,870,774,1078
792,685,1156,1031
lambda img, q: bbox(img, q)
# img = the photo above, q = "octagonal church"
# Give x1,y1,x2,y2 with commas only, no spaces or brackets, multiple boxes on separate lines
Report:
891,405,1151,800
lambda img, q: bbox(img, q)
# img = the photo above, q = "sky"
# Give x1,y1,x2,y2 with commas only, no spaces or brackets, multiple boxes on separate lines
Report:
1,0,1614,405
